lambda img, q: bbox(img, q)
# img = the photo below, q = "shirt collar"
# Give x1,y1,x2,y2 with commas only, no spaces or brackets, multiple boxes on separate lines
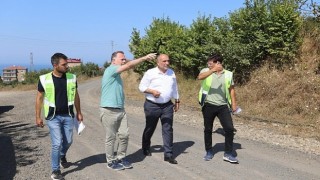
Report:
156,67,168,74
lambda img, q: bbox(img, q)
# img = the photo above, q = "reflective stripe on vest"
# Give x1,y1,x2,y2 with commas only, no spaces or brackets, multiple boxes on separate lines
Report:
198,70,232,107
39,72,76,119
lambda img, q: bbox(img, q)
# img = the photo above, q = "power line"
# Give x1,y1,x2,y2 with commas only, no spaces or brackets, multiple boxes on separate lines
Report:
0,34,110,46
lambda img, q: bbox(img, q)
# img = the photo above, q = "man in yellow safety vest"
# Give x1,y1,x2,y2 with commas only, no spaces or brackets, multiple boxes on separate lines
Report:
35,52,83,180
198,53,239,164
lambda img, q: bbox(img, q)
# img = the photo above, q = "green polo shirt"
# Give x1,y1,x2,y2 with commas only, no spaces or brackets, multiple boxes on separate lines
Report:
100,64,124,108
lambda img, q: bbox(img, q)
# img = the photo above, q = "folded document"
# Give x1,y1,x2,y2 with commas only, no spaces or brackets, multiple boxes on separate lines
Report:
74,118,86,135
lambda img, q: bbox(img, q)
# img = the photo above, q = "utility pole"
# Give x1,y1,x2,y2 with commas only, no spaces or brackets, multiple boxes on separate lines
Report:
30,52,34,72
111,40,114,53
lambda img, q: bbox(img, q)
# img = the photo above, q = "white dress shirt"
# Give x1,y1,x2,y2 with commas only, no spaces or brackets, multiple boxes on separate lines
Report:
139,67,179,104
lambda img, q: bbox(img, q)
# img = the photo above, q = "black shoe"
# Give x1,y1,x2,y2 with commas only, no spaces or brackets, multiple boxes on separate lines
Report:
60,156,69,168
142,148,152,156
164,156,178,164
51,170,64,180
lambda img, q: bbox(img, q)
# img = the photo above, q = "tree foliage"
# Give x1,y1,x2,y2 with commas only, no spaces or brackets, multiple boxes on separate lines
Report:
69,62,102,77
129,17,188,76
129,0,303,83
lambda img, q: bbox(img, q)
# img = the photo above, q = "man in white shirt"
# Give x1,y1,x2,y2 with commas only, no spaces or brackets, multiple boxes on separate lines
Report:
139,54,180,164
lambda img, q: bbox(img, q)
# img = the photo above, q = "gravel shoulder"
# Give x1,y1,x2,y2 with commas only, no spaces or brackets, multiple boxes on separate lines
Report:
0,78,319,180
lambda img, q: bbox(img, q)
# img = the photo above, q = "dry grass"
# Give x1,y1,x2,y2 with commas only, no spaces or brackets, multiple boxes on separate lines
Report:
0,83,37,92
121,71,145,101
235,37,320,140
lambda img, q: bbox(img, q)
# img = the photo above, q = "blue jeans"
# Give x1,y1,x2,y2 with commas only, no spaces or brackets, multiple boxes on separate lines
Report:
47,114,74,171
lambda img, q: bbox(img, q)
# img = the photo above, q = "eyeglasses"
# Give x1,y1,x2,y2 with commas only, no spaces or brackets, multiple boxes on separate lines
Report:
207,61,221,65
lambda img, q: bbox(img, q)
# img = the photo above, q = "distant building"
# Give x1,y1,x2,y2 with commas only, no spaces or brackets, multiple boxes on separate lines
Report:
2,65,28,83
67,58,82,68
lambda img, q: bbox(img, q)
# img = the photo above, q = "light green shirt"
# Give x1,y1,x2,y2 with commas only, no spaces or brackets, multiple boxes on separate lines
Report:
100,64,124,108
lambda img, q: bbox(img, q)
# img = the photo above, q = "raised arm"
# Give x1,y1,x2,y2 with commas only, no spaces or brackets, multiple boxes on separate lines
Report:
117,53,157,73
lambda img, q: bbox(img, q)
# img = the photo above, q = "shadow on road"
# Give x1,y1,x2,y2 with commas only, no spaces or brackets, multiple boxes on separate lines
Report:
212,128,242,157
212,143,242,157
0,119,49,179
62,153,105,176
0,135,16,180
126,140,195,164
0,105,14,118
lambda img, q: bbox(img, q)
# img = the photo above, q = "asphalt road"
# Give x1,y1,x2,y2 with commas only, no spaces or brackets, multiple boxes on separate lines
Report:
0,77,319,180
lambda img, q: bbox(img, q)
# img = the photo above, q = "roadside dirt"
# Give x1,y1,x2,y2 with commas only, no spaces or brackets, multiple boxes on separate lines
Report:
0,78,319,180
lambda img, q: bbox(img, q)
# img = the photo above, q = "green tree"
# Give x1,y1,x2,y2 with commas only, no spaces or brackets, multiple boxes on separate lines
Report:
226,0,302,78
183,15,223,77
82,62,100,77
103,61,111,68
129,17,188,75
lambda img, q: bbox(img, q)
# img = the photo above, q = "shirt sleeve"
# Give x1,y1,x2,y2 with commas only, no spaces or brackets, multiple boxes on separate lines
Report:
138,71,151,93
172,71,179,99
37,79,44,92
231,76,234,86
200,68,209,74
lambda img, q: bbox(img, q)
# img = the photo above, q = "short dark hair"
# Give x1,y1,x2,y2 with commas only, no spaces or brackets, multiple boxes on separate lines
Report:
111,51,124,61
51,53,68,65
207,53,223,63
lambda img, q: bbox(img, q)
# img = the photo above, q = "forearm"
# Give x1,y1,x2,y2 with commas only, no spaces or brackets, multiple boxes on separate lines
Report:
126,57,146,68
197,69,215,80
120,57,148,72
144,88,155,94
35,103,42,118
74,91,82,114
35,92,43,118
230,88,237,107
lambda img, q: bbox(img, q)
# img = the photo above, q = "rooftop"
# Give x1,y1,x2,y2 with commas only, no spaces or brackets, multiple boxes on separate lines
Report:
67,58,81,63
3,65,28,70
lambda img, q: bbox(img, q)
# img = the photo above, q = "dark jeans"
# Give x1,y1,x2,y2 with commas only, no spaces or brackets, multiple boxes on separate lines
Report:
142,100,174,157
202,103,235,153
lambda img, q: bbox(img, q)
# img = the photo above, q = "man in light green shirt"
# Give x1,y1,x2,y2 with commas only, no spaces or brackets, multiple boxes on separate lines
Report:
100,51,156,170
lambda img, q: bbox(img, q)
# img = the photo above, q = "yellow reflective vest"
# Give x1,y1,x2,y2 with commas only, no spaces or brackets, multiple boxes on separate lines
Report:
198,69,233,107
39,72,76,120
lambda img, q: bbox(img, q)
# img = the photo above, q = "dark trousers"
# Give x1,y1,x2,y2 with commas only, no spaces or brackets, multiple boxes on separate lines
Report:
142,100,174,157
202,103,235,153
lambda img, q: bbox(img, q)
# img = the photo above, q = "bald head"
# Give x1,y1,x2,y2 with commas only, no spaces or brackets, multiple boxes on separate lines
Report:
156,54,170,73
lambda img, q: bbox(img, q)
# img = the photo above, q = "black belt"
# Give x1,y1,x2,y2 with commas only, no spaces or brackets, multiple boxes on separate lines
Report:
103,107,121,110
146,99,171,105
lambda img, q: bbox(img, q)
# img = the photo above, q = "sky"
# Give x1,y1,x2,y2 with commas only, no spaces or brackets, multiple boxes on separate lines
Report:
0,0,245,67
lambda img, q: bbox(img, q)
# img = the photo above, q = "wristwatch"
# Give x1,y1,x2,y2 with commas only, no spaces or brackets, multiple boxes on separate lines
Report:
175,99,180,103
